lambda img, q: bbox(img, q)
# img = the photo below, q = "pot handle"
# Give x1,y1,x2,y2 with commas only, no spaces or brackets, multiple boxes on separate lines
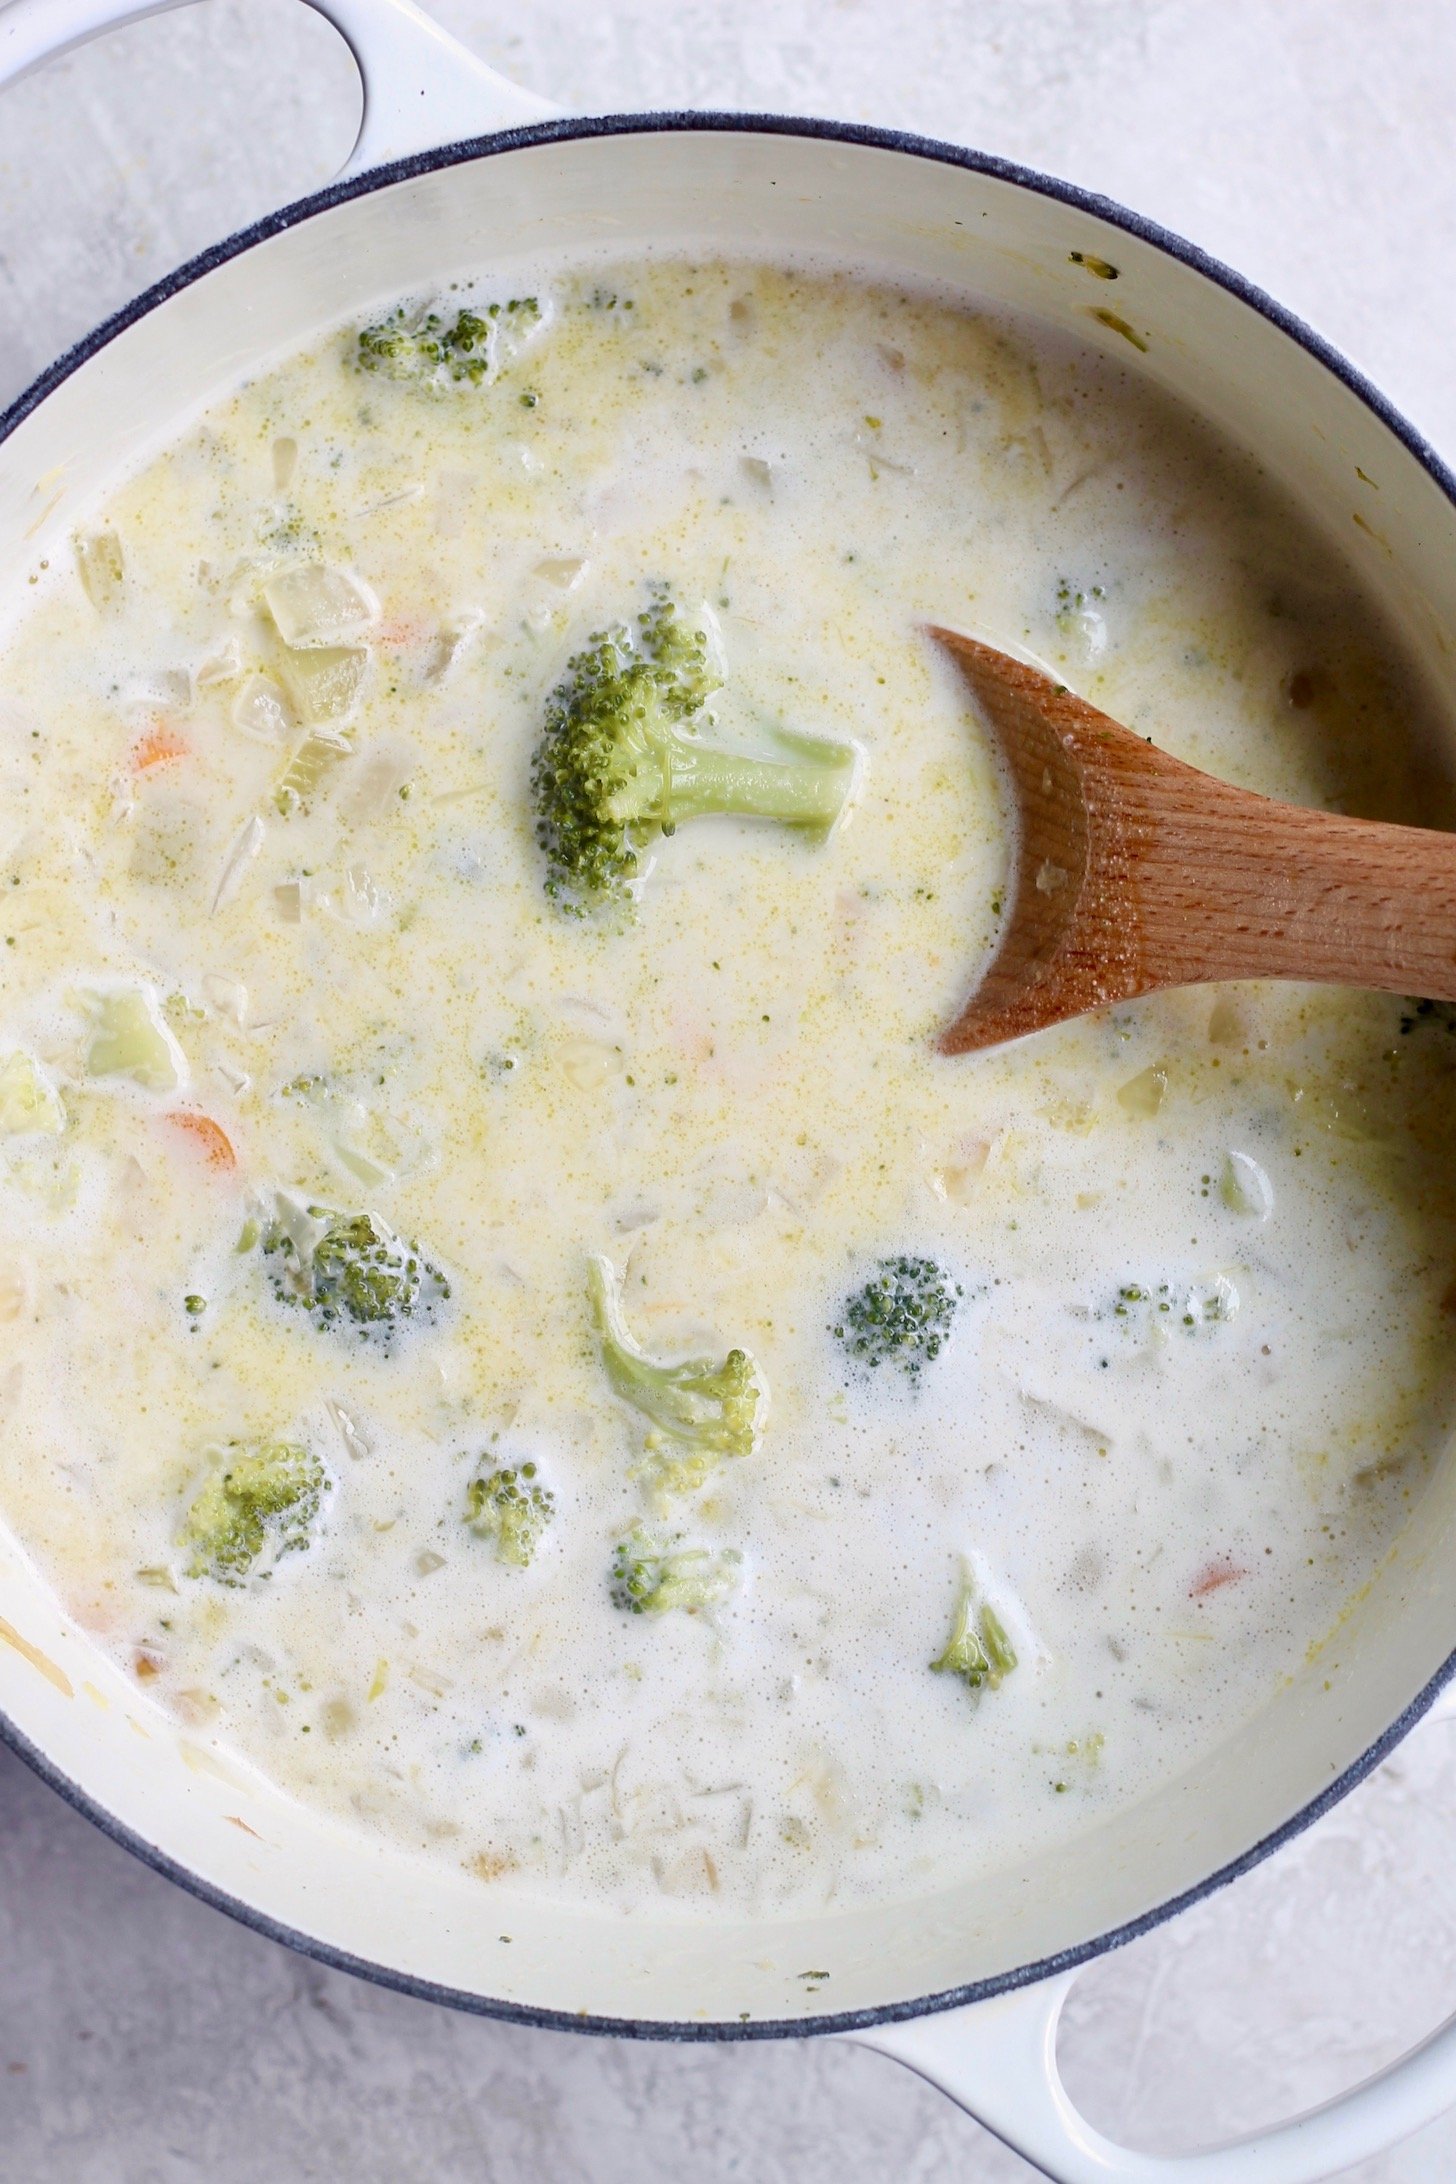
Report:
852,1975,1456,2183
0,0,559,175
851,1695,1456,2182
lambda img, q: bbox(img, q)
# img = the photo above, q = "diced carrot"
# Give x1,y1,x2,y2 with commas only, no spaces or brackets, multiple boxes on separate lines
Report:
1190,1558,1246,1598
132,723,189,772
164,1111,237,1172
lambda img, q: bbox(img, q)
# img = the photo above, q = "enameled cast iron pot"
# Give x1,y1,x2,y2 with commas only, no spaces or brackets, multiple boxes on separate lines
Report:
4,5,1456,2176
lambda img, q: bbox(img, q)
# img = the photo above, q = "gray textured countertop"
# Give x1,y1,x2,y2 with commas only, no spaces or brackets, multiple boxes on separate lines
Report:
4,5,1456,2178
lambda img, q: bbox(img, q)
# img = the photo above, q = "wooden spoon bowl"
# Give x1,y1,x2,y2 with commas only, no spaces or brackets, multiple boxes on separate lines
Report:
934,629,1456,1055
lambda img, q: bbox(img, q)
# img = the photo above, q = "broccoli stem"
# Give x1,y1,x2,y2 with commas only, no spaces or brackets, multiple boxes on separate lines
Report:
609,725,854,839
932,1570,1018,1691
588,1256,761,1457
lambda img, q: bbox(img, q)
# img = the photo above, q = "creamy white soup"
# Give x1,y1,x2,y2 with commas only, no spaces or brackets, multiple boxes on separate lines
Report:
0,260,1453,1917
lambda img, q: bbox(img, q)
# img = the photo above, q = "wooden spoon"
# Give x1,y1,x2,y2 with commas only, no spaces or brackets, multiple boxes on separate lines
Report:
933,628,1456,1055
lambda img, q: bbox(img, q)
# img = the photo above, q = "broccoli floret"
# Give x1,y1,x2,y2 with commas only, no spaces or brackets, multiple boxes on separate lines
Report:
183,1440,326,1585
588,1256,761,1475
354,298,541,388
833,1256,963,1378
609,1521,743,1615
465,1462,555,1567
931,1572,1017,1692
530,585,855,911
262,1202,449,1342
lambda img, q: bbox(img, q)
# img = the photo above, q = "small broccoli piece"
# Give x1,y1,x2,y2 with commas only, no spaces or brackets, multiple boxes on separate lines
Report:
1399,997,1456,1036
931,1573,1017,1692
354,298,541,388
630,1443,728,1504
465,1462,555,1567
833,1255,962,1378
183,1440,326,1585
531,585,855,912
609,1521,743,1615
1112,1275,1238,1335
588,1257,761,1473
262,1202,449,1342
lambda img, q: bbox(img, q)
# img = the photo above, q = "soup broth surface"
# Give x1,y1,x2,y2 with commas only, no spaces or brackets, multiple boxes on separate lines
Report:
0,260,1453,1916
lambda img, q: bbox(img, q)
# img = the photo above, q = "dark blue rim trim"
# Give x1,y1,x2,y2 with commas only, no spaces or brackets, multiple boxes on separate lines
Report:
4,107,1456,2046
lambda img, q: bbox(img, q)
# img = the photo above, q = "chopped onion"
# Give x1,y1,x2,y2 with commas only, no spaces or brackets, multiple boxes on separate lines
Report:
533,557,587,591
174,1688,220,1724
1222,1150,1274,1219
424,611,484,682
0,1051,64,1136
123,669,192,713
275,731,352,815
559,1038,624,1091
230,673,293,745
201,973,248,1027
1207,996,1247,1046
196,636,244,688
210,814,265,914
75,986,186,1094
263,563,378,649
934,1140,990,1204
325,1397,373,1463
278,644,367,724
339,740,415,824
326,1088,399,1185
330,1134,393,1188
1117,1063,1168,1118
271,437,298,492
75,528,125,611
343,864,384,923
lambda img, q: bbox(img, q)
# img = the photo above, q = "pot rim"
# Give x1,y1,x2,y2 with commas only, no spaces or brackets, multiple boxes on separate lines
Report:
3,107,1453,2044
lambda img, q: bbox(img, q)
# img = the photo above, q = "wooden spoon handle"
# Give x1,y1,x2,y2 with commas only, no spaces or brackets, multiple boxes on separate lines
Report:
1127,783,1456,998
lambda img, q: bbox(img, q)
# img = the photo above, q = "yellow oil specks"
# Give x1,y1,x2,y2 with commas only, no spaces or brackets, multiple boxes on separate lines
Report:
466,1848,518,1881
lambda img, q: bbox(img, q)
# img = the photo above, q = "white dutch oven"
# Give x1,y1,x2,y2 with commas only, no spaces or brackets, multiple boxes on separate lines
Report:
3,4,1456,2176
